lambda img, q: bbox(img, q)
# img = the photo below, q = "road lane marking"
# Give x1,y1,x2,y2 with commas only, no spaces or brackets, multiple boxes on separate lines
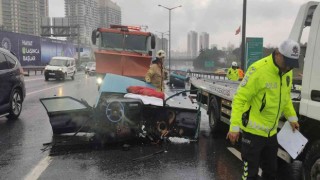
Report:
26,85,63,96
24,156,52,180
24,78,44,82
227,147,262,176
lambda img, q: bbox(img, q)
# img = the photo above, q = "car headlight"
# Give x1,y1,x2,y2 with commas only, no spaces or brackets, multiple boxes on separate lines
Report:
45,67,48,70
97,77,103,84
58,68,62,71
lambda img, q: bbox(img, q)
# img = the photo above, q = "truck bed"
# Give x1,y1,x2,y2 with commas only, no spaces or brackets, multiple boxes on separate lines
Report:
191,77,240,101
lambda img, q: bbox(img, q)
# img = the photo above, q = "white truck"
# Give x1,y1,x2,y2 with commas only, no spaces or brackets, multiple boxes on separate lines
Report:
190,1,320,179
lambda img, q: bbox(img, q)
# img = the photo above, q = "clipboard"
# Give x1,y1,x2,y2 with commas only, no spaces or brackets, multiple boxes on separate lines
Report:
277,121,308,159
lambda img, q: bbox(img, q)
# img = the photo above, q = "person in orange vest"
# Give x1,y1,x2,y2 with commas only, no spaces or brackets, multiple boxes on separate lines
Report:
238,67,244,80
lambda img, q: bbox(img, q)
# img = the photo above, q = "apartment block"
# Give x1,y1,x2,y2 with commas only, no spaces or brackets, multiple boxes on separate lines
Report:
0,0,49,35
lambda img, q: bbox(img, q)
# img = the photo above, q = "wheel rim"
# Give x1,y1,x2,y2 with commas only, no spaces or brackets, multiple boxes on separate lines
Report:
12,92,22,115
311,159,320,180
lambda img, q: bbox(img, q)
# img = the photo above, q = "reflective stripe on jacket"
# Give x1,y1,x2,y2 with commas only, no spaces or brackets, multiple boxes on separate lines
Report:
229,53,298,137
227,68,239,81
145,64,164,92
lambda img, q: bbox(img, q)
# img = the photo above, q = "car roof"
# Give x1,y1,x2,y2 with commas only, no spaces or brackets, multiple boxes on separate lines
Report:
0,47,18,59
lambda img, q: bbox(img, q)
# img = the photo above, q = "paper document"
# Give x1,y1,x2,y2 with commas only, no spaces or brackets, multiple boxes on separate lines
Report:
277,121,308,159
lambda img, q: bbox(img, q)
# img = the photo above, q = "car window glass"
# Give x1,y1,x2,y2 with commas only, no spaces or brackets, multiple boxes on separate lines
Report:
0,53,8,70
5,55,16,69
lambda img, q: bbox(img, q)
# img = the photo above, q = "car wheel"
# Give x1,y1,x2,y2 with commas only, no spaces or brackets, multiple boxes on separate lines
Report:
45,76,49,81
7,89,23,120
71,72,75,80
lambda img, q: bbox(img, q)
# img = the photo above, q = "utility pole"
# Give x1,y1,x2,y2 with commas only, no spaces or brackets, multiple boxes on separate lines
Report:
240,0,247,71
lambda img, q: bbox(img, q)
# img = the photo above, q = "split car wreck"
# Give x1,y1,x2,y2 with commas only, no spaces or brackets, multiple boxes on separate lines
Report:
40,74,200,145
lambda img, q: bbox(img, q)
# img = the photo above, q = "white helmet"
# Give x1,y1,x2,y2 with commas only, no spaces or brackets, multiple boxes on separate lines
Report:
156,50,166,59
232,61,238,67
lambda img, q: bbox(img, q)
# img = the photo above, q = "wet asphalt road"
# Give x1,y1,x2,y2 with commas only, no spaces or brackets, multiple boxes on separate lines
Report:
0,72,258,180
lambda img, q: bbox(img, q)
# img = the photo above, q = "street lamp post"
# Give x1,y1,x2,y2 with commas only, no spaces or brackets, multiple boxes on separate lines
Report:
158,4,182,81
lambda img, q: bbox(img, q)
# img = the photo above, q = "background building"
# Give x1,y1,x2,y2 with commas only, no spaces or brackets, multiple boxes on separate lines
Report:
199,32,209,50
65,0,121,45
155,36,168,57
187,31,198,58
0,0,49,35
99,0,121,28
65,0,99,45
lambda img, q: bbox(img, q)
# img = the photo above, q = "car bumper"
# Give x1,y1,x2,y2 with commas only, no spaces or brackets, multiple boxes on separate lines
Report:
44,70,64,78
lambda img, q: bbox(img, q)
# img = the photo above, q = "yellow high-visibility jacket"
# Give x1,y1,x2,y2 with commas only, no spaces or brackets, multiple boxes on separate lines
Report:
229,53,298,137
227,68,239,81
145,64,164,92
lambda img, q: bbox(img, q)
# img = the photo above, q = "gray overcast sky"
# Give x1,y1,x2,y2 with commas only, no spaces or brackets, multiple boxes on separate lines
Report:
49,0,310,51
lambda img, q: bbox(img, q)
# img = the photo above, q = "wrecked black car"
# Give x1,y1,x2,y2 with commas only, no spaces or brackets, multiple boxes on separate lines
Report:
40,74,200,144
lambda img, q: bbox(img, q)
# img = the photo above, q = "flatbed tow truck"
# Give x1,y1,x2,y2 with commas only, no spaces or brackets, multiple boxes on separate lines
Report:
190,1,320,179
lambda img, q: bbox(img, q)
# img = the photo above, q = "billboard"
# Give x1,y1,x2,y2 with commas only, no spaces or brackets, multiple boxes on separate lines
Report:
0,30,91,66
40,38,75,64
0,31,41,66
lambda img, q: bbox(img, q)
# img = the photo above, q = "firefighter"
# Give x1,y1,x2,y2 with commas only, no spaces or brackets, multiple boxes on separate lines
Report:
227,61,239,81
226,39,300,180
145,50,166,92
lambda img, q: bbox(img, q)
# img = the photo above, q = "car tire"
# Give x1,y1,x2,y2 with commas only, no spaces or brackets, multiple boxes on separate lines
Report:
71,72,75,80
45,76,49,81
7,89,23,120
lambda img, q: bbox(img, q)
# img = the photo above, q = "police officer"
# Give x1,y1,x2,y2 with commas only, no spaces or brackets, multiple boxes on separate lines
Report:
145,50,166,92
226,39,300,180
227,61,240,81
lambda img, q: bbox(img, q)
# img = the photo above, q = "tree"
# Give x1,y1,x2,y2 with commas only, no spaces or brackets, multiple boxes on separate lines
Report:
193,47,225,71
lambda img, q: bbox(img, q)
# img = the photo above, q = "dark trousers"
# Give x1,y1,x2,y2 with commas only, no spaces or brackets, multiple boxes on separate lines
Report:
241,132,278,180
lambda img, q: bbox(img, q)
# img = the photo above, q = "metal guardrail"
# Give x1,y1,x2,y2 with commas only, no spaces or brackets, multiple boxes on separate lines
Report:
189,71,227,80
23,66,45,76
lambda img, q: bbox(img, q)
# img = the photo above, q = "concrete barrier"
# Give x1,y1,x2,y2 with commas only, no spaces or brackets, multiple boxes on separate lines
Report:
23,66,45,76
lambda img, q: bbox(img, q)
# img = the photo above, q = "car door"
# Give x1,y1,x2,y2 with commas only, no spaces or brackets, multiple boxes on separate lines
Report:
40,96,92,134
0,52,11,113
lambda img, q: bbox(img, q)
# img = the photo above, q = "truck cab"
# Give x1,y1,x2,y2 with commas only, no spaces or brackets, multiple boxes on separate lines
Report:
91,25,156,86
289,2,320,179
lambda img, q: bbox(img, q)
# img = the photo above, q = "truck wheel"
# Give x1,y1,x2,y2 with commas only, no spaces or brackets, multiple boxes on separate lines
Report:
304,140,320,180
288,160,303,180
209,96,221,133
